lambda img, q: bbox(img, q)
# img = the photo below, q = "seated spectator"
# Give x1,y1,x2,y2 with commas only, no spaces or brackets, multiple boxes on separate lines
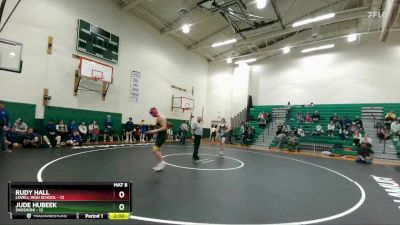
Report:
312,124,323,135
353,116,363,129
88,121,100,143
134,126,141,142
276,123,283,135
350,123,357,134
56,120,69,142
339,125,349,140
311,111,320,123
104,115,113,143
78,122,88,143
245,127,255,146
361,134,372,148
330,113,339,124
355,142,374,164
385,111,397,123
22,128,39,148
283,123,291,134
344,116,352,129
125,118,134,143
296,126,305,137
304,112,312,123
327,120,335,136
390,117,400,138
276,133,286,150
43,119,60,147
14,118,28,135
68,120,78,134
353,130,362,146
6,126,21,148
288,132,298,152
378,127,391,141
258,117,267,129
334,117,342,131
66,130,82,146
296,111,304,123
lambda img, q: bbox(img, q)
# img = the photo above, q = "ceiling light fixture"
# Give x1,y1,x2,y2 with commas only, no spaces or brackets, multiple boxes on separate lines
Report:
292,13,335,27
256,0,267,9
301,44,335,53
347,33,358,42
234,58,256,64
282,46,291,54
212,39,237,48
182,24,191,33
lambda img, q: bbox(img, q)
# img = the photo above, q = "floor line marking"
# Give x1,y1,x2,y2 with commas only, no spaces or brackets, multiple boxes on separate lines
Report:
201,160,214,164
36,144,366,225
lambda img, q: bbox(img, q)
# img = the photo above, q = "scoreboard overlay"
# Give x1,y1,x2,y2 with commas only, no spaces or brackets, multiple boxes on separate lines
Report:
8,182,131,220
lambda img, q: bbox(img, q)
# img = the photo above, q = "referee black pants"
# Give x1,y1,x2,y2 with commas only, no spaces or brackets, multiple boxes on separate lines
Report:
193,134,201,157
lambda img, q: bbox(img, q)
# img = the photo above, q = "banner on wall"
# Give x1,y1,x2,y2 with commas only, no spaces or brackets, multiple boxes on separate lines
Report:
129,70,141,103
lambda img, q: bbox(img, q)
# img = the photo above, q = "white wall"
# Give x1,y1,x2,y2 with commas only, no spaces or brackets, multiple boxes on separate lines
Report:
252,32,400,105
0,0,208,123
204,61,251,127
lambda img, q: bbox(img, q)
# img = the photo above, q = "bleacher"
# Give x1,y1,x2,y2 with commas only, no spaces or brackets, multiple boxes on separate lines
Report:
268,104,363,155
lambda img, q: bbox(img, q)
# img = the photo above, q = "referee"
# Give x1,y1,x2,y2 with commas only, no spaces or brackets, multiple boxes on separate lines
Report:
192,116,203,161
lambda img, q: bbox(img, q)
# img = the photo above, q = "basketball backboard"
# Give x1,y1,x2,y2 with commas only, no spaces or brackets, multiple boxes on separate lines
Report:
79,57,113,83
0,38,23,73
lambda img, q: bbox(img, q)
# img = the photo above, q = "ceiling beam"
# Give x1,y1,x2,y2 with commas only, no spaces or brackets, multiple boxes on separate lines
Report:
122,0,146,11
191,6,369,51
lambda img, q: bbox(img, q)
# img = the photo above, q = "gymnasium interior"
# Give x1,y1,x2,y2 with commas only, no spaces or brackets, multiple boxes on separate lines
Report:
0,0,400,224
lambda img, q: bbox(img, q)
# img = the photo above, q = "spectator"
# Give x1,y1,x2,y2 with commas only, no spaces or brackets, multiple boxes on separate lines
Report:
180,121,189,145
305,112,312,123
0,100,10,152
66,130,82,146
296,111,304,123
330,113,339,124
327,120,335,137
245,126,255,146
353,130,362,146
312,111,320,123
276,133,286,150
258,116,267,129
313,124,324,135
385,111,397,123
378,127,391,141
286,101,292,113
355,142,374,164
139,120,147,142
265,112,272,123
6,126,20,148
56,120,69,143
350,123,357,135
43,119,60,147
125,118,134,143
88,121,100,143
14,118,28,135
288,132,298,152
344,116,352,129
167,125,174,142
239,122,247,144
78,122,88,143
353,116,363,129
390,117,400,138
210,125,217,142
22,128,39,148
283,123,291,134
104,115,113,143
334,117,343,131
296,126,305,137
133,126,141,142
276,123,283,135
361,134,373,148
339,125,349,140
68,120,78,134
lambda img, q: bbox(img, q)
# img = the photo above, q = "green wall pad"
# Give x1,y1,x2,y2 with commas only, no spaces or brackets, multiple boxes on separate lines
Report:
3,101,36,128
44,106,122,133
